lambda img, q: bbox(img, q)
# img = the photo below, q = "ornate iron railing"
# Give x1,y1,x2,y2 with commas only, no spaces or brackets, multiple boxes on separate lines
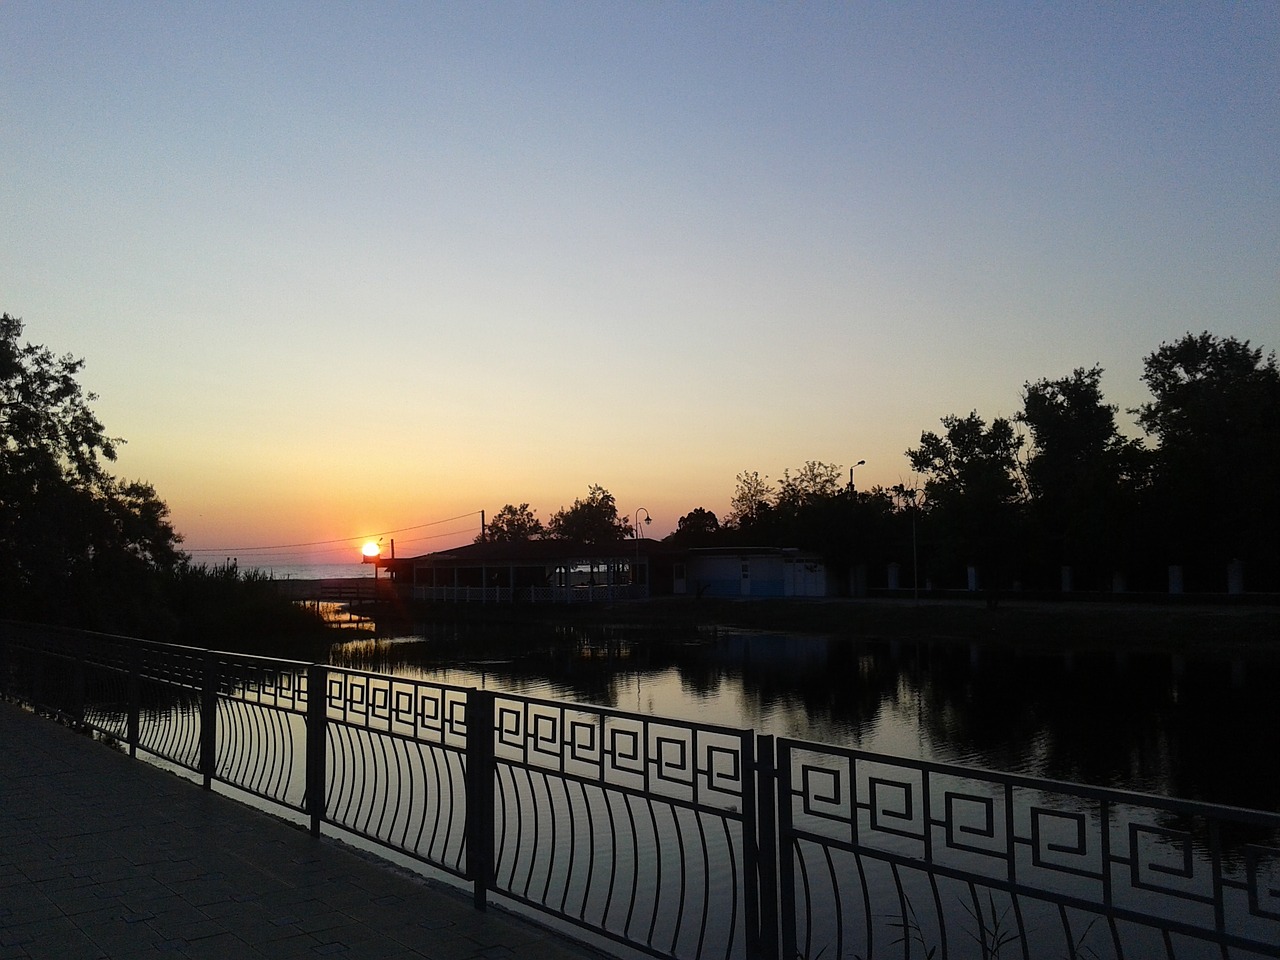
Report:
486,693,759,959
317,667,472,878
2,621,1277,960
773,739,1280,960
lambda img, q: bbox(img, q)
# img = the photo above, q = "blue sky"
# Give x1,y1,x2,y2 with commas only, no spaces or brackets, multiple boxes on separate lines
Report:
4,2,1276,563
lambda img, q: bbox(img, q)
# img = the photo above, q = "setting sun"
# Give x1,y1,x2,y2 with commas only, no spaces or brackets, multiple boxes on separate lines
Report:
361,541,381,559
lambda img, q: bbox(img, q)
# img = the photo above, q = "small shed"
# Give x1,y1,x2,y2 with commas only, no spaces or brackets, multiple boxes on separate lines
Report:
677,547,828,598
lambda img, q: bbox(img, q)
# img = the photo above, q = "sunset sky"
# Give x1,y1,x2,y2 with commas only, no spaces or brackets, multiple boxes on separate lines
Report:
4,3,1276,565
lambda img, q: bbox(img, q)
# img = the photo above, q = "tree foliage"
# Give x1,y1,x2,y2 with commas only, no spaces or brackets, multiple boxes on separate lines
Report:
546,484,630,543
776,461,844,512
479,503,545,543
1135,332,1280,577
670,507,720,544
725,470,775,530
0,314,185,630
472,330,1279,594
1017,366,1150,581
907,411,1024,595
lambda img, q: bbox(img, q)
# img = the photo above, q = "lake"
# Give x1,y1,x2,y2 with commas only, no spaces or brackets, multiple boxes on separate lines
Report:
327,617,1280,814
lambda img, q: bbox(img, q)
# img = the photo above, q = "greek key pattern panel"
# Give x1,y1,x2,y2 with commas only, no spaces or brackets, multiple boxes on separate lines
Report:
493,693,749,815
779,739,1280,954
217,653,306,714
324,667,470,749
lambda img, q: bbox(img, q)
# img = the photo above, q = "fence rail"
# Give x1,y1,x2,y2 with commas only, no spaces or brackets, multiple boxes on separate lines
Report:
2,620,1277,960
413,584,650,603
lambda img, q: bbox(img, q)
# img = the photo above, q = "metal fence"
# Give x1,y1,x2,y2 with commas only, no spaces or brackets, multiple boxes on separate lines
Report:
412,584,649,603
2,621,1278,960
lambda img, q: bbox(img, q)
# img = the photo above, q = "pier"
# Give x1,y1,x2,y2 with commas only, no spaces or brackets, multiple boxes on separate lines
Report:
270,577,400,605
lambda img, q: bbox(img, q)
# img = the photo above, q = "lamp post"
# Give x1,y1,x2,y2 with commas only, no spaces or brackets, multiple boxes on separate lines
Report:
632,508,651,598
891,484,920,604
849,461,865,597
849,459,866,494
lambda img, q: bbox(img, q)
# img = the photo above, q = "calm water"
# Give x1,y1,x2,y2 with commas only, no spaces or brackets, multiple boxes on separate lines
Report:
328,619,1280,814
252,561,375,580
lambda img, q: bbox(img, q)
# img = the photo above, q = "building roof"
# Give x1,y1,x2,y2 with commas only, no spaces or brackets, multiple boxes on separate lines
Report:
392,537,673,568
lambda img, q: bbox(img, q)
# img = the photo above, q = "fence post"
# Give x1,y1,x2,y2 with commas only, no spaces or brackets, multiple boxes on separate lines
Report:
306,664,329,838
776,739,796,959
127,641,141,758
754,734,780,960
466,688,496,911
200,649,217,790
71,632,86,727
32,632,47,715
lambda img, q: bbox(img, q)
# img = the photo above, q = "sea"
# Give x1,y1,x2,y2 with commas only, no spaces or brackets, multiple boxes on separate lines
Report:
239,562,375,581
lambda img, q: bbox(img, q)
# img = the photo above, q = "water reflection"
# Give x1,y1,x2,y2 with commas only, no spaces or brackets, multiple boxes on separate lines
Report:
328,621,1280,813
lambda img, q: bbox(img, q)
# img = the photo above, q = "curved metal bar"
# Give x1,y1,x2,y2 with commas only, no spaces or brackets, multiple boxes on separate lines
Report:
538,769,556,906
520,764,540,899
423,739,446,861
577,778,598,922
925,868,949,960
622,791,642,940
1010,890,1028,960
795,839,816,960
1108,913,1125,960
556,772,577,917
602,785,621,934
711,813,739,960
494,762,515,888
645,794,667,949
692,807,715,960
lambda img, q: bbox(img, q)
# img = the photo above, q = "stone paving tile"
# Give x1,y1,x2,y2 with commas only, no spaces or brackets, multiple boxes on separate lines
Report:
1,701,613,960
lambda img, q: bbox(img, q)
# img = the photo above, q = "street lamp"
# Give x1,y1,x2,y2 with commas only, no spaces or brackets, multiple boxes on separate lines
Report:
632,508,651,598
848,461,866,597
849,459,865,494
891,484,920,604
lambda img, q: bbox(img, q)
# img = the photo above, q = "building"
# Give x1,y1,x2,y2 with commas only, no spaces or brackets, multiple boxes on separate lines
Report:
676,547,828,598
384,538,676,603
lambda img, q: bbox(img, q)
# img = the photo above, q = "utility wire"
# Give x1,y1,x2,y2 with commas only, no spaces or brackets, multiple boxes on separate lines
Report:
185,511,481,554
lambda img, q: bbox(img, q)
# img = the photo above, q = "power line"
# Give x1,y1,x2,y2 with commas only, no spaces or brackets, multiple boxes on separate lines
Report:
185,512,481,554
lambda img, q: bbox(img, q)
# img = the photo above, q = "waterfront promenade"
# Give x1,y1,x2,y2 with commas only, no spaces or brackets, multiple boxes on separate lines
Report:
0,701,609,960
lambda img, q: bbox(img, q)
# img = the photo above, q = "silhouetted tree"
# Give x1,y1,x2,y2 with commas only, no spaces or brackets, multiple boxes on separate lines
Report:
670,507,720,544
479,503,545,543
774,461,857,561
0,313,184,630
1018,366,1151,588
725,470,775,531
546,485,630,543
775,461,844,512
1135,332,1280,588
907,411,1024,598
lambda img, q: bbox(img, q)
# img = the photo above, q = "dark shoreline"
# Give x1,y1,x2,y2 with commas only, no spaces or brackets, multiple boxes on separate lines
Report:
358,594,1280,659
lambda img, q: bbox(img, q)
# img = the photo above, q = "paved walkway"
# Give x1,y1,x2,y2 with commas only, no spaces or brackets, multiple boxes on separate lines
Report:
0,700,612,960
